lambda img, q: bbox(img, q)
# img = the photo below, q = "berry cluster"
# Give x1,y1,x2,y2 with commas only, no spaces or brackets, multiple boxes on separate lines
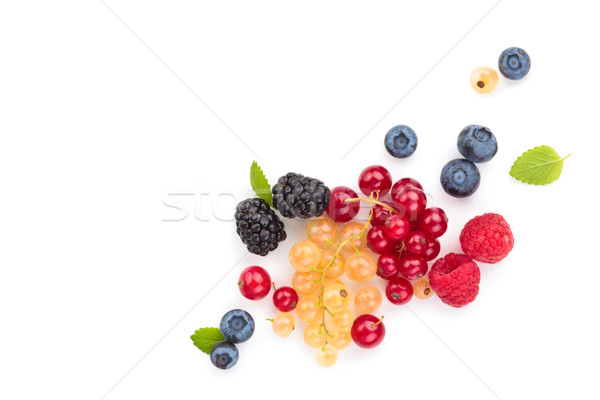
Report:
199,156,516,369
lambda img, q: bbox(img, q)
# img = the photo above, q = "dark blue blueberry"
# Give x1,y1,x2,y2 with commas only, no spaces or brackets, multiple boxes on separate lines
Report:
498,47,531,80
210,341,239,370
384,125,418,158
220,309,255,343
440,159,480,198
457,125,497,163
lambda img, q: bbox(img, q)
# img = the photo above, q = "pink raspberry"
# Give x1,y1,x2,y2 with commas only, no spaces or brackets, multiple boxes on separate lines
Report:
460,213,514,264
429,253,480,307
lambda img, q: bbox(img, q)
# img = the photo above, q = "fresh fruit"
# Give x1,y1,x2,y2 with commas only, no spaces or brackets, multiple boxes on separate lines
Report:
306,217,339,248
210,341,239,369
289,240,321,272
320,248,346,279
392,186,427,221
412,278,434,299
271,172,330,219
376,252,402,280
417,207,448,239
345,252,377,282
234,198,287,256
470,66,498,94
272,312,295,337
371,200,396,227
220,309,255,343
459,213,514,263
457,125,498,163
423,238,441,261
384,125,418,158
338,222,367,252
273,286,299,312
440,159,481,198
291,270,321,295
329,330,352,350
391,177,423,197
404,231,430,256
383,214,410,241
238,266,272,300
296,295,323,323
323,283,351,312
354,285,383,314
303,323,326,347
331,308,354,331
429,253,480,307
358,165,393,197
351,314,386,349
398,255,428,280
316,344,339,367
366,226,398,254
327,186,359,222
385,276,413,305
498,47,531,80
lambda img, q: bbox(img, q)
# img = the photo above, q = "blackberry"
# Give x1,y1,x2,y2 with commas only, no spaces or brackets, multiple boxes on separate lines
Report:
272,173,330,219
235,198,286,256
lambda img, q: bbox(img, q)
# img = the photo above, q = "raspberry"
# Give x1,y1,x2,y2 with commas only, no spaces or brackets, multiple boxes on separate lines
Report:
459,213,514,264
235,198,287,256
429,253,480,307
272,173,330,219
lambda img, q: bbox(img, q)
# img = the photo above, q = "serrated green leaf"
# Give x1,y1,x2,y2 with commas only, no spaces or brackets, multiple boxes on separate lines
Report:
190,327,225,354
250,161,272,205
509,145,570,185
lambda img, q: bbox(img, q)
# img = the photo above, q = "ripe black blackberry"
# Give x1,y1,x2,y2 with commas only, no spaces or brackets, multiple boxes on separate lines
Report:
235,198,287,256
272,173,330,219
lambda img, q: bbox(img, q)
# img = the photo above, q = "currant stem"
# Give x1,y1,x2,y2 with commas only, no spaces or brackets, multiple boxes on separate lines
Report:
371,315,385,328
344,197,398,213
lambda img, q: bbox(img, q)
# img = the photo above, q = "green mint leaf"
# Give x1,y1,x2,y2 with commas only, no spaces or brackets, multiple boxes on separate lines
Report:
510,145,570,185
190,327,225,355
250,161,272,205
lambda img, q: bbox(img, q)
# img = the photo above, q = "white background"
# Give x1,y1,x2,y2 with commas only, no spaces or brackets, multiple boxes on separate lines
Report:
1,1,599,399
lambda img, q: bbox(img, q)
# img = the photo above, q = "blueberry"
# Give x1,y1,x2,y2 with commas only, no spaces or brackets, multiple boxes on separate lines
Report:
210,341,239,370
220,309,255,343
498,47,531,80
440,159,480,198
457,125,497,163
384,125,418,158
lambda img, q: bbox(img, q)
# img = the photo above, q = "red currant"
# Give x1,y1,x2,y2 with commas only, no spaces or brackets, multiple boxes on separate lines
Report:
350,314,386,349
417,207,448,239
398,255,428,280
391,177,423,199
358,165,392,197
366,226,398,254
376,252,401,280
272,286,299,312
405,231,430,256
393,187,427,221
423,238,441,261
326,186,359,223
385,276,413,305
238,266,271,300
371,200,395,227
383,214,411,241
